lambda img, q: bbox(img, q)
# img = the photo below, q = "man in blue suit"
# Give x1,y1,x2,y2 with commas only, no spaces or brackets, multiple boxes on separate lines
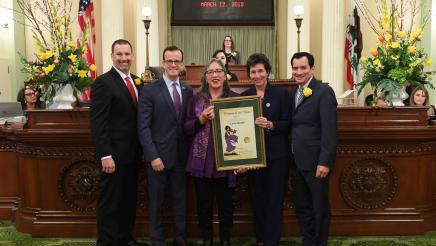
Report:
289,52,337,246
138,46,193,246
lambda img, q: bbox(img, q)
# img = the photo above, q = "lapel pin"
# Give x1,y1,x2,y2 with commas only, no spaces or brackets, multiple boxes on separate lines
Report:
266,102,271,108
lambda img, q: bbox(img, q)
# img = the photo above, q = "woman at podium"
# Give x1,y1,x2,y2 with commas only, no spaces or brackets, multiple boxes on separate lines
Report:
222,35,241,64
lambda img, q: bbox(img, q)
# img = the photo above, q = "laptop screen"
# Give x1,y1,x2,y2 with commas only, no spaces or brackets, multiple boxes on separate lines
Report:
0,102,25,118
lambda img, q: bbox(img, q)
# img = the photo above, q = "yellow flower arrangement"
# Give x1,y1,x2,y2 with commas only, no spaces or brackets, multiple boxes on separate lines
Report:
18,0,95,105
355,0,434,104
303,87,312,97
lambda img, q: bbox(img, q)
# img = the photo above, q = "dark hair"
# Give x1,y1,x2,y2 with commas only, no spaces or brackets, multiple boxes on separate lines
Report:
162,46,184,62
246,53,272,76
291,52,315,68
198,59,230,101
409,86,430,106
111,39,132,53
222,35,235,51
17,85,42,109
212,49,229,69
212,49,226,58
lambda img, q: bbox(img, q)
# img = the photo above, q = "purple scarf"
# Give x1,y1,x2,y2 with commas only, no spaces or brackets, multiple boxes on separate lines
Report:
186,92,238,187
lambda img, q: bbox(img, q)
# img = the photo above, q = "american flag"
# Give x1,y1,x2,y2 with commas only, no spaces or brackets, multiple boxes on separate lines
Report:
78,0,96,100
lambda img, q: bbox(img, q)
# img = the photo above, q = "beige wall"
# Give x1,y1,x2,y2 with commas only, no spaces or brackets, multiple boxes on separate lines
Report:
4,0,436,104
310,0,323,79
277,0,288,78
0,0,26,101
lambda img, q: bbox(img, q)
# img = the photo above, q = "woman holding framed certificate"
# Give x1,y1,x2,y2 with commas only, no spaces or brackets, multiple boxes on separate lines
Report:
241,53,291,246
184,59,240,246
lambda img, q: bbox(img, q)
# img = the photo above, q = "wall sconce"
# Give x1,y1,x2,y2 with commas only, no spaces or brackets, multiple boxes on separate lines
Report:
293,5,304,52
141,6,154,81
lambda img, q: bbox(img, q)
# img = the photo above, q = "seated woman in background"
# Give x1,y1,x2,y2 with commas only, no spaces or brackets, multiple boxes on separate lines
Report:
222,35,241,64
213,49,238,81
409,86,435,116
17,85,42,110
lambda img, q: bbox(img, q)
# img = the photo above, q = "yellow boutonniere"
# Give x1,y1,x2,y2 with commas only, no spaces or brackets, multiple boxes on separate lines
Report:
134,78,142,85
231,52,237,56
226,73,231,81
303,87,312,97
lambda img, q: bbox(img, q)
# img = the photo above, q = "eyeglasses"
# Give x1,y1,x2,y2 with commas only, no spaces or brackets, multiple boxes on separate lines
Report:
25,92,37,97
205,69,225,75
224,39,232,42
164,60,182,65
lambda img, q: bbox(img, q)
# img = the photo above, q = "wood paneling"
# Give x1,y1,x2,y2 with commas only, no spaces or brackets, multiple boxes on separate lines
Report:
1,82,436,237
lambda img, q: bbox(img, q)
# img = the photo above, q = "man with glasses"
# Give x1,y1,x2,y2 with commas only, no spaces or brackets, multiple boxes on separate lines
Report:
138,46,193,246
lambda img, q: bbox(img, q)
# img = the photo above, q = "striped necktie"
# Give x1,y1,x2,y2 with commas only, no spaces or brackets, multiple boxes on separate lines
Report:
295,86,304,108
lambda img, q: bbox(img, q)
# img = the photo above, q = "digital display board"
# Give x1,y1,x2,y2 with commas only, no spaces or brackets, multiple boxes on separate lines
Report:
172,0,274,26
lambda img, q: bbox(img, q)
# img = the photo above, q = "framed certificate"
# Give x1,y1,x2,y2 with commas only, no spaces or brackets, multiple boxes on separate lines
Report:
211,96,266,171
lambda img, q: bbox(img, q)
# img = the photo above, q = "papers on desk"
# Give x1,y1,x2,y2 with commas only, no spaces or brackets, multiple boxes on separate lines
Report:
0,102,26,125
0,116,26,125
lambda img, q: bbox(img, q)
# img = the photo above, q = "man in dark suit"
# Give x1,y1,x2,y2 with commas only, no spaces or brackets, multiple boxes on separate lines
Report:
138,46,193,246
289,52,338,246
91,39,145,246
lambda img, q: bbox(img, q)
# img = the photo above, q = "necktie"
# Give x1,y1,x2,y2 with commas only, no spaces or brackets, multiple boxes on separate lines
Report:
296,86,304,108
124,77,137,107
172,82,181,117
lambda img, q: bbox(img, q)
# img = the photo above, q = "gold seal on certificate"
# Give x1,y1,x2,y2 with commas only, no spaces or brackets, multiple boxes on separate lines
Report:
211,96,266,171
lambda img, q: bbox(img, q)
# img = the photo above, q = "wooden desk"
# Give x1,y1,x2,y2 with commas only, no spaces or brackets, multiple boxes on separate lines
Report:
1,86,436,237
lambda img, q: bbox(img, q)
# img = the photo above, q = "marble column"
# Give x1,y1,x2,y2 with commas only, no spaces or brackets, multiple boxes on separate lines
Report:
321,0,345,96
100,0,124,72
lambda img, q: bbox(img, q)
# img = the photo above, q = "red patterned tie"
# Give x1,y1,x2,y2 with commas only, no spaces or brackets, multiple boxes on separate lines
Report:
125,77,137,106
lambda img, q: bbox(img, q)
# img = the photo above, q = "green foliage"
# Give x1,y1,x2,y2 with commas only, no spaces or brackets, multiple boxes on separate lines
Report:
356,0,434,104
17,0,95,104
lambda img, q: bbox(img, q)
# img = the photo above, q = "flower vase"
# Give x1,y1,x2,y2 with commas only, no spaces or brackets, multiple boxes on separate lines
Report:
390,86,409,107
47,84,76,109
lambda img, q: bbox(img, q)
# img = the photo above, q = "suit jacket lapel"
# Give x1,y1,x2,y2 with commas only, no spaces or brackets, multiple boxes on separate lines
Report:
294,79,319,113
180,81,190,121
111,68,136,109
262,83,272,118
